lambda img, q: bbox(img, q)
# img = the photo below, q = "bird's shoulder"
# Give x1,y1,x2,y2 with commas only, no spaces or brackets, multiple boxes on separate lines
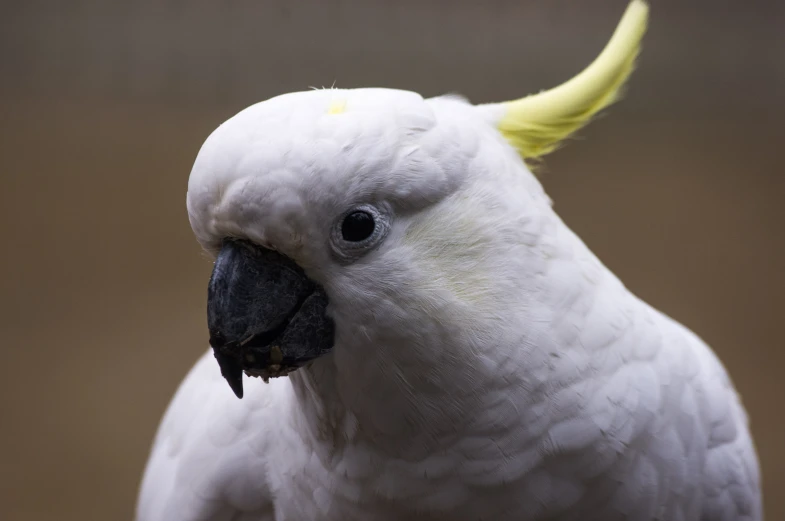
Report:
135,350,285,521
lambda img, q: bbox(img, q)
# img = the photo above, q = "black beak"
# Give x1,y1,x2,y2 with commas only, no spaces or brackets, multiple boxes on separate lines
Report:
207,239,335,398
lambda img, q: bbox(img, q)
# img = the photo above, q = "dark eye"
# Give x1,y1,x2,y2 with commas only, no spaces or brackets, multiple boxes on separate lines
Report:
341,211,375,242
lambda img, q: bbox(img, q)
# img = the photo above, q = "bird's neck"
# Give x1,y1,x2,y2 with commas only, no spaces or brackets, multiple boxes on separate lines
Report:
287,338,491,459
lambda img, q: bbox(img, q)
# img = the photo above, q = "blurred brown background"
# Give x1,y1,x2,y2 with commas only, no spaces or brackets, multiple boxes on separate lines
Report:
1,1,783,519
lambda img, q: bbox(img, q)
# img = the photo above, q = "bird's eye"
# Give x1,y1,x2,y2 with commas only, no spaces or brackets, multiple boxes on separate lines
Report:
341,211,375,242
331,204,390,261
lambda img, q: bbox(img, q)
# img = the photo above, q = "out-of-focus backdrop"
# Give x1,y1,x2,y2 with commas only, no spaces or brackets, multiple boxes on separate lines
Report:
1,1,783,519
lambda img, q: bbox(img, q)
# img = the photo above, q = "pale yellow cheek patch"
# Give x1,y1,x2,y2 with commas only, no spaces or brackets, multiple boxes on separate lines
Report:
403,209,493,306
327,99,347,115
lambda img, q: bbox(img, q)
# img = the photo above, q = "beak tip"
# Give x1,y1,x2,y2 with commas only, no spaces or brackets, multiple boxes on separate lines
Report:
227,377,244,399
213,348,245,399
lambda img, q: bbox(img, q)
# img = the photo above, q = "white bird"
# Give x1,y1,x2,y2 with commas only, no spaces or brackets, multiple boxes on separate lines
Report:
136,2,763,519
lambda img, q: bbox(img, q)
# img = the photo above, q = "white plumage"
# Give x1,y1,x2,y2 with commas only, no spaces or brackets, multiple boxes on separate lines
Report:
136,3,762,520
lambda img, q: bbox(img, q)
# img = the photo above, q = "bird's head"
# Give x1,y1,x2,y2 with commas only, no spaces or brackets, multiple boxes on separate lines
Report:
186,1,648,398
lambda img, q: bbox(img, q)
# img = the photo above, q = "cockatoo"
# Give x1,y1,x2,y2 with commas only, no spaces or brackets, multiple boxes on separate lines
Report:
136,2,763,520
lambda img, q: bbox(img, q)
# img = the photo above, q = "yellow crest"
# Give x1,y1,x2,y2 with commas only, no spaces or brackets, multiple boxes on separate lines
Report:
482,0,649,159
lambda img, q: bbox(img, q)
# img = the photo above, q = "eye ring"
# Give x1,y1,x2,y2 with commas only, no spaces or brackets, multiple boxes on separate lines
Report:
330,204,390,260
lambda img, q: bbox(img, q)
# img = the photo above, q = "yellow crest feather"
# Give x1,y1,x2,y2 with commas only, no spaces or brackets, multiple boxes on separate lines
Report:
327,99,347,115
497,0,649,159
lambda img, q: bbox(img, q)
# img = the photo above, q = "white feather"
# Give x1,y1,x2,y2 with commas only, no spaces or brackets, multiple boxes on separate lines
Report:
137,87,761,521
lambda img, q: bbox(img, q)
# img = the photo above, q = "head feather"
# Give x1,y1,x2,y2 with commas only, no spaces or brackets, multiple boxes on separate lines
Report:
482,0,649,159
